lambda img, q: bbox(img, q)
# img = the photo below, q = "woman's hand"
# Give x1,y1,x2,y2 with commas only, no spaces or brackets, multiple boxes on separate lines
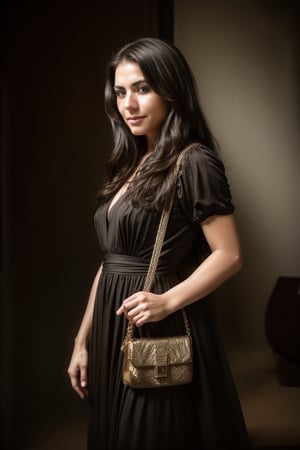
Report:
116,292,170,327
67,343,89,399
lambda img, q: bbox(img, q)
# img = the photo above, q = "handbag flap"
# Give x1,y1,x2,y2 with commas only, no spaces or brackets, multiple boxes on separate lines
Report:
128,336,193,367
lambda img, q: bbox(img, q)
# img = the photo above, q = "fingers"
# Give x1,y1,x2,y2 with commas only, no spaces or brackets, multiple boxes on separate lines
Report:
116,293,140,316
117,294,143,317
116,305,124,315
80,365,88,390
68,364,88,400
116,292,152,327
116,292,140,315
116,291,166,325
74,384,87,400
133,312,147,327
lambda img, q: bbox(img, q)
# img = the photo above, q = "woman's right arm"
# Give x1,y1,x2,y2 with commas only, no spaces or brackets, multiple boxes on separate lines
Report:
67,263,103,399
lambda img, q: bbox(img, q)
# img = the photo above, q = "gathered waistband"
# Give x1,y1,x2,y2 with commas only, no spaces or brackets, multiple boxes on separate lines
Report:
102,253,171,275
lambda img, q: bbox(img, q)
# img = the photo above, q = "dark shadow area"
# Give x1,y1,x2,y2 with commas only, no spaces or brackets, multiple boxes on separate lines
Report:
1,2,173,449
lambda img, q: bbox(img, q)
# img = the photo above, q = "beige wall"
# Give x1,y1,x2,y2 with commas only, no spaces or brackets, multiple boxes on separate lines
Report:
175,0,300,349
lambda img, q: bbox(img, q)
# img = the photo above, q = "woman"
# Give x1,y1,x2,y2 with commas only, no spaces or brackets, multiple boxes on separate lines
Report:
68,37,250,449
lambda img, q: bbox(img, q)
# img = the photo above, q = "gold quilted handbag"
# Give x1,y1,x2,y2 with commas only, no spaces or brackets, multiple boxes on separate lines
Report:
121,315,193,388
121,146,194,389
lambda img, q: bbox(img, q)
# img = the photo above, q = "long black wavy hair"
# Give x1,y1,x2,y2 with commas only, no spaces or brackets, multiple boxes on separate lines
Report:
97,37,218,210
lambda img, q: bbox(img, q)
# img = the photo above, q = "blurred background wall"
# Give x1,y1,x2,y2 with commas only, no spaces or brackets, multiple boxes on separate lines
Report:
175,0,300,350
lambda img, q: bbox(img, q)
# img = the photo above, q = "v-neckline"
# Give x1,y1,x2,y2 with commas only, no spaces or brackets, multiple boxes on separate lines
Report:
106,152,152,223
106,190,127,223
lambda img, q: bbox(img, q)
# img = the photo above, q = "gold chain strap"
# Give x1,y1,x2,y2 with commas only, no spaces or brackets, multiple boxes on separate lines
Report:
124,145,195,342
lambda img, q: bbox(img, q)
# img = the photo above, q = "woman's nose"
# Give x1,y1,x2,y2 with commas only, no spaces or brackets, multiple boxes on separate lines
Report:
124,92,137,109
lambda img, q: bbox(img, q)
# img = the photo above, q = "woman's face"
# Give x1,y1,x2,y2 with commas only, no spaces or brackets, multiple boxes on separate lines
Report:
114,60,169,149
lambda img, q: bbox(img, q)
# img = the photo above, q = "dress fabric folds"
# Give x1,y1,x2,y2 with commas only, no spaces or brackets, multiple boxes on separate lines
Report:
88,145,250,449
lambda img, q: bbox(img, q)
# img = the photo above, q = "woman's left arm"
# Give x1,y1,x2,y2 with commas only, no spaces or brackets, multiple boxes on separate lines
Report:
117,214,242,326
165,214,243,310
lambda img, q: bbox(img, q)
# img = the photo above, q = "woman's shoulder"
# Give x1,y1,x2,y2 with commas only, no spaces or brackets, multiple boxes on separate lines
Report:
181,142,225,172
177,142,235,222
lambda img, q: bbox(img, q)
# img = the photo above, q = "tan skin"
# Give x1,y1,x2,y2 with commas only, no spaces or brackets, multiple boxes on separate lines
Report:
67,61,243,399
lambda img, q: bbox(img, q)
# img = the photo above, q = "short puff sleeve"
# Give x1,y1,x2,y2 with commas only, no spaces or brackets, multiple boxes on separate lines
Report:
177,145,235,223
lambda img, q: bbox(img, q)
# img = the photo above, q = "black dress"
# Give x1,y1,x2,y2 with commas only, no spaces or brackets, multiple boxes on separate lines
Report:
88,144,250,450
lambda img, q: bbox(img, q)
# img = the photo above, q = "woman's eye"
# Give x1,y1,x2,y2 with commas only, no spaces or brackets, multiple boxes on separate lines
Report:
115,90,125,98
138,85,150,94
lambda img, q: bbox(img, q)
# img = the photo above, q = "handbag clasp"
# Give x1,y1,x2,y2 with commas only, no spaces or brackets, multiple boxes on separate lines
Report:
154,345,169,378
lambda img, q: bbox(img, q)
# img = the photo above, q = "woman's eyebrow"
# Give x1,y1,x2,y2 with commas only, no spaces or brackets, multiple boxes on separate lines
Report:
114,79,147,89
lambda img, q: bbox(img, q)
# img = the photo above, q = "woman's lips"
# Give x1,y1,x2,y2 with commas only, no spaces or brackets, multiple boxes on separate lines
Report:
127,116,145,124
